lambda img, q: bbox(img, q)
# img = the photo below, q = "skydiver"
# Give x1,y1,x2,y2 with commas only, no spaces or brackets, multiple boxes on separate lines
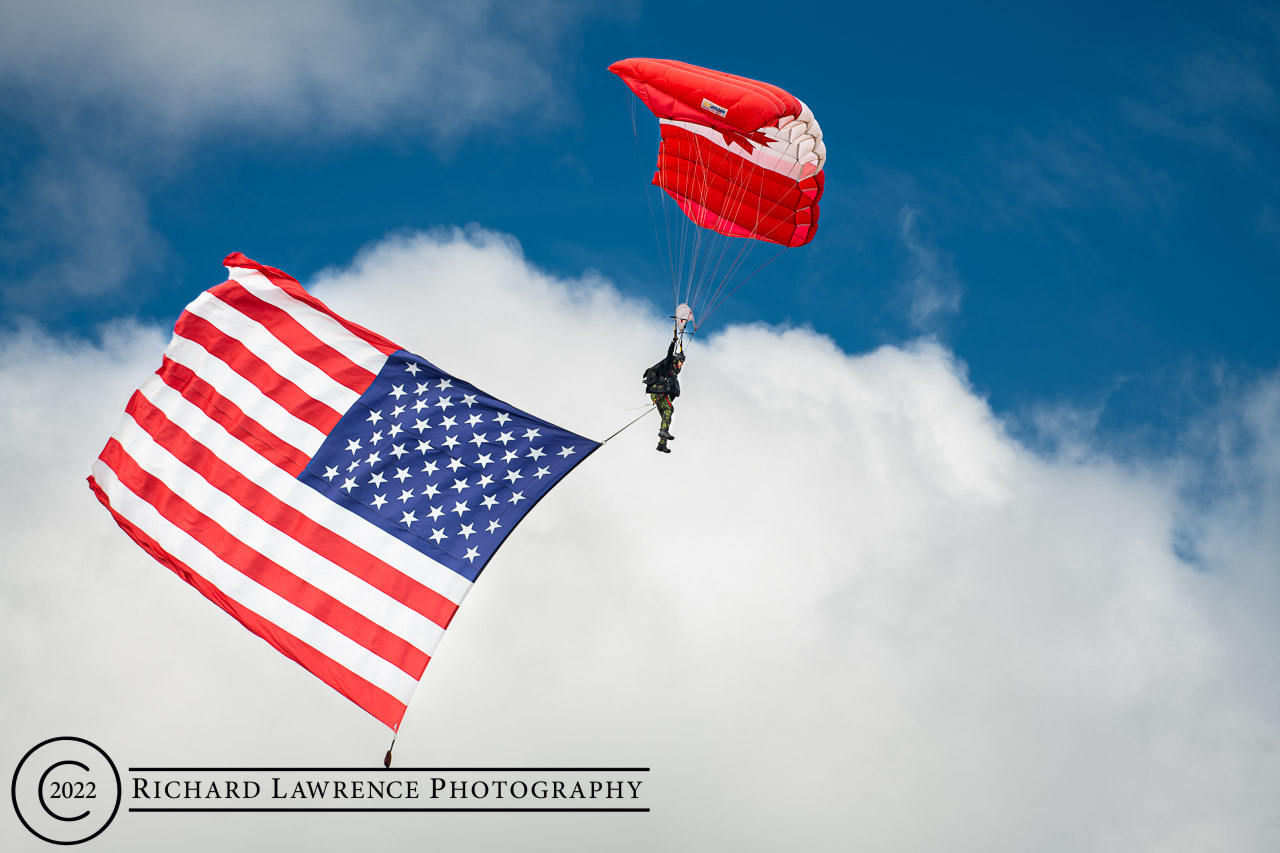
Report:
643,332,686,453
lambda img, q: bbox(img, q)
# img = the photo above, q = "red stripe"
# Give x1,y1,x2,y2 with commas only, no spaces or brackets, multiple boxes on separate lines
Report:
222,253,402,357
97,438,430,679
210,281,378,395
173,312,343,435
88,474,412,732
125,392,459,631
156,360,309,476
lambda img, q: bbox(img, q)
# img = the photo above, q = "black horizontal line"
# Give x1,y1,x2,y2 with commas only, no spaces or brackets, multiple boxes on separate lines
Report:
129,763,650,768
130,808,649,813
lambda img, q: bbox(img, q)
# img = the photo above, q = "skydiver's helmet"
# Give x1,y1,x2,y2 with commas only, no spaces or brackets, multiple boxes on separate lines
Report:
673,351,686,371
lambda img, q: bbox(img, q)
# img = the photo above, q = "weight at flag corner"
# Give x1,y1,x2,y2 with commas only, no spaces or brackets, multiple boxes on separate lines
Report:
88,253,600,732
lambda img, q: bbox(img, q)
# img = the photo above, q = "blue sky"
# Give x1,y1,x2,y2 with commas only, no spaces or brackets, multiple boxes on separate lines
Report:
2,1,1277,454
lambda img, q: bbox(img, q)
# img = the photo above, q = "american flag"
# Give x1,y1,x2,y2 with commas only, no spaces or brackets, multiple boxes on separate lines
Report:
88,254,599,730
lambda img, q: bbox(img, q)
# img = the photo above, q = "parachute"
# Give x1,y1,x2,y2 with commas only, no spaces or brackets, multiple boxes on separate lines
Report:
610,57,826,334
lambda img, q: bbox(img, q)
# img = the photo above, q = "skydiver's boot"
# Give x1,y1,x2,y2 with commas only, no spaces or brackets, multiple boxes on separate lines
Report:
656,442,671,453
658,428,674,441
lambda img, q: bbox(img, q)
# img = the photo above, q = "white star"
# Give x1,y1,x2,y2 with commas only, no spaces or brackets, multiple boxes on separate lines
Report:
365,451,382,466
495,412,512,425
341,477,358,493
502,450,519,463
371,494,388,509
486,519,502,533
389,384,407,400
367,410,384,425
451,477,470,493
437,378,453,390
429,528,447,543
422,483,441,499
458,523,476,540
369,471,387,487
477,473,494,488
393,467,411,483
435,396,454,411
474,453,494,468
415,382,430,395
412,399,429,413
398,488,415,503
388,423,404,438
557,446,577,458
464,547,481,563
462,394,478,408
405,363,421,376
369,430,384,445
346,438,362,454
391,404,407,418
413,418,431,432
466,413,483,426
421,460,439,476
442,435,461,450
441,415,458,430
469,432,488,447
504,469,524,483
533,466,551,480
390,443,407,459
416,439,433,453
481,494,499,509
496,431,515,445
323,466,339,481
400,510,418,527
452,500,470,516
427,505,444,521
527,447,546,460
524,428,541,440
347,460,360,472
508,491,526,505
447,456,465,472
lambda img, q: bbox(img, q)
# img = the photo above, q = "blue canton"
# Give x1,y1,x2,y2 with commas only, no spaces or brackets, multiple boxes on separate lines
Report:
301,351,598,582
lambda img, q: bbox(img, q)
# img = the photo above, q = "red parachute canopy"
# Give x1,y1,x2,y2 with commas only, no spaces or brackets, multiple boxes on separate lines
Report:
609,57,826,248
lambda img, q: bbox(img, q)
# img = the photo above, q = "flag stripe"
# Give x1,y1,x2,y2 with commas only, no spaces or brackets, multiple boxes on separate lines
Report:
164,335,329,455
124,390,460,632
136,373,474,605
97,439,430,678
224,256,401,358
185,290,365,412
173,311,344,436
87,471,411,729
227,267,394,373
157,359,310,476
211,279,380,395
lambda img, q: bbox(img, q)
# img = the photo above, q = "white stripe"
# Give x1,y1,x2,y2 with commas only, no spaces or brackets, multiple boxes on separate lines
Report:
111,413,446,658
90,460,420,704
226,267,391,374
135,374,474,605
185,291,362,415
164,333,330,456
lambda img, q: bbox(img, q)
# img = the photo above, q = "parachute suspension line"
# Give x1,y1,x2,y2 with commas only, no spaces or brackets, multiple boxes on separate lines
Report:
697,244,786,330
630,96,679,312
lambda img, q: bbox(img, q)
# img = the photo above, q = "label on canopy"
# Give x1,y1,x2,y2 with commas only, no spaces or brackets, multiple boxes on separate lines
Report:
700,97,728,118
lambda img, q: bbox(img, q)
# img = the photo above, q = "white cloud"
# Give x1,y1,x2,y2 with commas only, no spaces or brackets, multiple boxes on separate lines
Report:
896,205,962,333
2,229,1278,851
0,0,608,307
0,0,584,142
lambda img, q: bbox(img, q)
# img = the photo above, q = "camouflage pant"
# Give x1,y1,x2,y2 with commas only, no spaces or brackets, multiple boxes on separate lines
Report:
651,394,674,444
